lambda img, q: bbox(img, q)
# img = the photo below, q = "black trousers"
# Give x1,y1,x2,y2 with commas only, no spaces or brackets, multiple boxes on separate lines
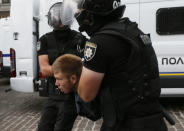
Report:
100,114,168,131
38,97,77,131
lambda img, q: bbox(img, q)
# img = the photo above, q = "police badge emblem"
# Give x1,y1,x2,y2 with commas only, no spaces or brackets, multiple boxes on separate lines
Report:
84,42,97,61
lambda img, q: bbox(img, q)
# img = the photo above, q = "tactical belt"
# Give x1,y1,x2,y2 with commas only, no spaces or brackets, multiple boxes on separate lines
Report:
124,113,163,128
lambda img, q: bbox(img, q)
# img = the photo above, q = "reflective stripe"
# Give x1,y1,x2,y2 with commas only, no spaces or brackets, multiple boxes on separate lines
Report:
2,54,10,57
160,72,184,76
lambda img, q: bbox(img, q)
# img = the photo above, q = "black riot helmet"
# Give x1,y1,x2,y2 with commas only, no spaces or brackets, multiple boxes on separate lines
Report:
74,0,125,34
62,0,125,34
81,0,125,16
48,2,75,28
48,2,63,28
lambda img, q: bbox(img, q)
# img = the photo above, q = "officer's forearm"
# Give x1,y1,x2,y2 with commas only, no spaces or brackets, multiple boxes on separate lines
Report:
40,65,53,77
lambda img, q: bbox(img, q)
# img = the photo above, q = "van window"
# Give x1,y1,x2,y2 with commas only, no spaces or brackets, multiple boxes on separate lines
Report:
156,7,184,35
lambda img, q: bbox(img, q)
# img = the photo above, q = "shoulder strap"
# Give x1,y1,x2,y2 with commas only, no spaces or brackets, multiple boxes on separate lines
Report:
95,18,157,72
94,19,141,72
67,30,86,57
96,19,159,80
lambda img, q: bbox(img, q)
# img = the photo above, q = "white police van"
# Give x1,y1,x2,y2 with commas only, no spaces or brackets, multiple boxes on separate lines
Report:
0,17,11,77
9,0,184,97
123,0,184,97
9,0,79,93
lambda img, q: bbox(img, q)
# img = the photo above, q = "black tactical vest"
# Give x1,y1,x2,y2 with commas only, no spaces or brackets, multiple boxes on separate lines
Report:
45,30,85,99
46,30,83,65
95,18,161,126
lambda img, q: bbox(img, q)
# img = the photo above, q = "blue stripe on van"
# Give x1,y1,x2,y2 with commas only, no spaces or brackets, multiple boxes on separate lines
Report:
159,72,184,76
2,54,10,57
160,72,184,74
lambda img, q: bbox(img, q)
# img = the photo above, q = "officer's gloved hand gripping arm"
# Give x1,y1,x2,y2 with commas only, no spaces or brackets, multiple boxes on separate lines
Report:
78,67,104,102
38,55,54,77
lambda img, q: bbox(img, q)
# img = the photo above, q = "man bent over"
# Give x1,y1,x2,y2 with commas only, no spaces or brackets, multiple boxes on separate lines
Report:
53,54,101,122
52,54,82,94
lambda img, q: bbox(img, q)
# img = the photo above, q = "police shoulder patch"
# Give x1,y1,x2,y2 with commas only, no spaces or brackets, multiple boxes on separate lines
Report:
140,34,152,46
84,41,97,61
37,41,41,51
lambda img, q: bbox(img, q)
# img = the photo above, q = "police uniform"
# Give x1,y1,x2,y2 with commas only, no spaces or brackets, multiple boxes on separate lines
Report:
37,26,85,131
83,18,168,131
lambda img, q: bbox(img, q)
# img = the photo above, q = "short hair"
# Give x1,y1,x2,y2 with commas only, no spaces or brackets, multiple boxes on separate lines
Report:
52,54,82,78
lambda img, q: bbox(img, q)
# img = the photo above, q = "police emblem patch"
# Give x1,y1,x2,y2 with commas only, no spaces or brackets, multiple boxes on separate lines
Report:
84,42,97,61
140,34,152,46
37,41,41,51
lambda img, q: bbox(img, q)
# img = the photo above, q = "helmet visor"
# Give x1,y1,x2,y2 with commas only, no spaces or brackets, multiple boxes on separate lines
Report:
48,3,62,27
61,0,85,23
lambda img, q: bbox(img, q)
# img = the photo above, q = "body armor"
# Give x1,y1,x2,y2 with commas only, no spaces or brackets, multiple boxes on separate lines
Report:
95,18,161,126
45,30,85,99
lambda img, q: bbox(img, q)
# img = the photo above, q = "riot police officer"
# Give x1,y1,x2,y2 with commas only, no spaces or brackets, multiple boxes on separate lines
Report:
37,2,86,131
62,0,168,131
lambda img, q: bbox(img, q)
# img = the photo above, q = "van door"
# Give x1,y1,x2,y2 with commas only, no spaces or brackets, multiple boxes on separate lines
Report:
10,0,39,92
139,0,184,96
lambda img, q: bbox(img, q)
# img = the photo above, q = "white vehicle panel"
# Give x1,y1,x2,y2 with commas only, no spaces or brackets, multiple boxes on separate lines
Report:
123,0,139,4
155,41,184,72
161,88,184,97
10,0,39,92
11,0,33,59
140,0,176,3
16,59,34,77
0,18,11,67
10,77,34,92
139,0,184,41
139,0,184,73
39,0,63,36
123,3,140,25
